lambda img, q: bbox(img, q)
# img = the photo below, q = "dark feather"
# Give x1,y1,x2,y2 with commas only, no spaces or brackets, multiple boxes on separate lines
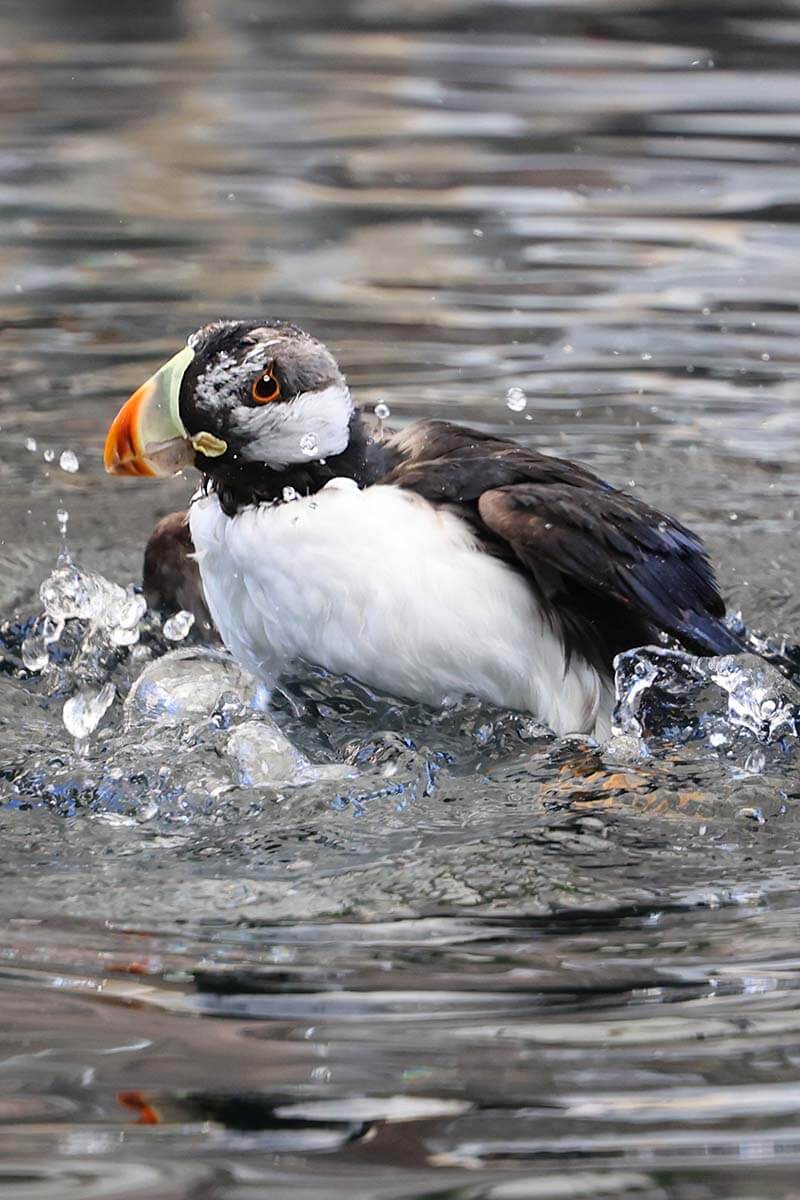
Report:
383,420,741,672
143,512,218,642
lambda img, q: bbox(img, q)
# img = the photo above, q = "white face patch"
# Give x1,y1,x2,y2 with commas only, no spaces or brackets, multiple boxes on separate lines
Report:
229,381,355,468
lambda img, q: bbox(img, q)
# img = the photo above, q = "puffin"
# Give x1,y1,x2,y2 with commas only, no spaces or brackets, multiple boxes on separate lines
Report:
104,319,749,740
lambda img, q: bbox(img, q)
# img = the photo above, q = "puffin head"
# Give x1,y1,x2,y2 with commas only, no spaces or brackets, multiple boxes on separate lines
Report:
104,320,353,479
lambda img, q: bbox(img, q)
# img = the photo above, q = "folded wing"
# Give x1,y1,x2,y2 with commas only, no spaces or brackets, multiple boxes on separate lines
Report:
383,420,742,671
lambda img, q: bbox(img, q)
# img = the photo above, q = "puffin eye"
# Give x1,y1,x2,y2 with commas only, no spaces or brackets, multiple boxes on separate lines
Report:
251,370,281,404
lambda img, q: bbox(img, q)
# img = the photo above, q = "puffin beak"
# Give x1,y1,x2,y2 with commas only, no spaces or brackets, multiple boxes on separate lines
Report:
104,345,195,477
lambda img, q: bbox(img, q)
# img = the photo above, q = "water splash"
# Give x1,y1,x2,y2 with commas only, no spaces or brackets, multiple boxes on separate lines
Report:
163,610,195,642
40,560,121,625
63,682,116,740
16,554,159,749
20,631,49,672
8,541,800,821
109,594,146,646
612,645,800,756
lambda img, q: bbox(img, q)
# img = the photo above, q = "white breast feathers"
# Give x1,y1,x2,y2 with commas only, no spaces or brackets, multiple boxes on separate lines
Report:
188,479,609,737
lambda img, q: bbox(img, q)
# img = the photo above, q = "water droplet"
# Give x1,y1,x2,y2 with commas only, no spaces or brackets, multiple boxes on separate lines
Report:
282,486,298,504
641,352,652,361
63,682,116,739
43,448,55,463
299,432,319,457
163,610,195,642
374,402,391,421
42,614,64,645
56,509,69,537
21,634,49,672
505,386,527,413
110,592,147,646
59,449,79,473
744,749,766,776
25,437,37,453
761,352,770,362
472,228,484,238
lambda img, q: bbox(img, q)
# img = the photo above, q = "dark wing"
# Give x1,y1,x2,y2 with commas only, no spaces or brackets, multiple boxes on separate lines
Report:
143,511,218,643
381,420,743,672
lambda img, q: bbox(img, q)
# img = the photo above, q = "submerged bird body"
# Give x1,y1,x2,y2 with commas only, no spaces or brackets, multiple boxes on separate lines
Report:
106,319,745,739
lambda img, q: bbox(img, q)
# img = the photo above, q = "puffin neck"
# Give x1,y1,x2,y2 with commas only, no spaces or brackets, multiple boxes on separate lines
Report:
202,411,385,517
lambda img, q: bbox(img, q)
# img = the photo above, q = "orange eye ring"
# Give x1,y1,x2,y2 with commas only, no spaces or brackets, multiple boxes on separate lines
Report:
251,370,281,404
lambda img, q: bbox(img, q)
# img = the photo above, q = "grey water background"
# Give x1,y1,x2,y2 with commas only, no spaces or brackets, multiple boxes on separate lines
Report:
2,0,800,1196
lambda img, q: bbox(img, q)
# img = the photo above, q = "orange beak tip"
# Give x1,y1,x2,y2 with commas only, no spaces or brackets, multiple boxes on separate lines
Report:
104,384,151,476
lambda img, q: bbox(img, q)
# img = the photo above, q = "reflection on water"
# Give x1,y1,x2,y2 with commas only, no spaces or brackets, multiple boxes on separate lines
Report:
2,0,800,1196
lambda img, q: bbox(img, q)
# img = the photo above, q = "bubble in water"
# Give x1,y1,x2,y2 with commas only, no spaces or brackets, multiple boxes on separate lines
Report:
59,450,79,473
163,610,195,641
506,386,527,413
43,448,55,463
63,682,116,739
374,402,391,421
25,437,37,453
227,719,348,787
125,648,263,727
21,634,49,672
282,486,298,504
299,432,319,457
